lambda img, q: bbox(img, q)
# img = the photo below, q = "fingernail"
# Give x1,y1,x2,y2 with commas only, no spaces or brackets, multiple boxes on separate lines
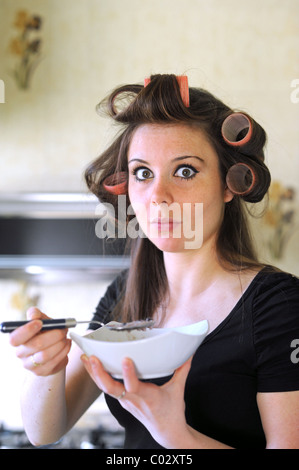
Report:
31,319,42,331
81,354,88,363
122,357,132,369
27,306,37,316
90,356,98,367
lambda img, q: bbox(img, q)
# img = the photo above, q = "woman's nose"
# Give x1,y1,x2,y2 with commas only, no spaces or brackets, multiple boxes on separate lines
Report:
150,176,173,206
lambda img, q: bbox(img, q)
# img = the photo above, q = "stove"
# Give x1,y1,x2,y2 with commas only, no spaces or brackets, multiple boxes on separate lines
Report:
0,423,125,449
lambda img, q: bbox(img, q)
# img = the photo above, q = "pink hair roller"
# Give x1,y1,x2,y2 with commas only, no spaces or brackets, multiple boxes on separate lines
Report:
144,75,190,108
226,163,256,196
102,172,128,195
221,113,253,147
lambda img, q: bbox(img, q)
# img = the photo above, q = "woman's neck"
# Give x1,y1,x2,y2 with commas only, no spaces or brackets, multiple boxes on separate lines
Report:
160,242,260,329
163,241,227,302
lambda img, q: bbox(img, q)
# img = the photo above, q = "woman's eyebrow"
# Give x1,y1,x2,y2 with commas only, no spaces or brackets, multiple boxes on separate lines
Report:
128,158,148,165
173,155,204,163
128,155,204,165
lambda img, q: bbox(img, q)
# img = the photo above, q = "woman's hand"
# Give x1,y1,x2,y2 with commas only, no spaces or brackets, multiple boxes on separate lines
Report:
9,307,72,376
81,354,193,448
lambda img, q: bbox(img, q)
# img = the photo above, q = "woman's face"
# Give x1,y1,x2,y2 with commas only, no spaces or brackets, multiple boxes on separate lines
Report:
127,123,233,253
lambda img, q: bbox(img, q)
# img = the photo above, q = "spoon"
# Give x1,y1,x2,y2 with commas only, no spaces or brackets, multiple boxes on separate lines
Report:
0,318,155,333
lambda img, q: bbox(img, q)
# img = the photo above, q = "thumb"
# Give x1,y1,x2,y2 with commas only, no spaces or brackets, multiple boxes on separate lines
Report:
169,355,193,386
26,306,50,321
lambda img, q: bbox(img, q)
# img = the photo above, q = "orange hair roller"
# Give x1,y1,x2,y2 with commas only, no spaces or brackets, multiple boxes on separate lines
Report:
226,163,256,196
221,113,252,147
144,75,190,108
102,172,128,195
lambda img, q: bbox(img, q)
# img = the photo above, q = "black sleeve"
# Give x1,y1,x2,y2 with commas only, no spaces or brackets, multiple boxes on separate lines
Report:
252,272,299,392
89,270,128,329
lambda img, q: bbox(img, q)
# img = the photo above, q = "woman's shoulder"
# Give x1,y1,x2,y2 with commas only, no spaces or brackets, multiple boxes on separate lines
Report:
250,267,299,392
250,265,299,315
253,265,299,293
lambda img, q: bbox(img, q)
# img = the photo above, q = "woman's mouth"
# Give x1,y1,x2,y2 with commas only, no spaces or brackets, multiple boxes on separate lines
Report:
149,218,182,235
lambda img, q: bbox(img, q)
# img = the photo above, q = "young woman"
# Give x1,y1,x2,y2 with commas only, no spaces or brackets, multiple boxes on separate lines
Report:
10,74,299,449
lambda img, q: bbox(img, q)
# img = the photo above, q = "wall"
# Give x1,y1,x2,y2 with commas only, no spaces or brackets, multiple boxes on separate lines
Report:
0,0,298,191
0,0,298,271
0,0,298,428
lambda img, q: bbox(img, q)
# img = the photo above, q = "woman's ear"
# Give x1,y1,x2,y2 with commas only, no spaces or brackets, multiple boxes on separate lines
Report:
224,186,234,203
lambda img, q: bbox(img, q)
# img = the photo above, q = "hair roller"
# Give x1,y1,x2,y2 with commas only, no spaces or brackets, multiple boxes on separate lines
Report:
221,113,252,147
102,172,128,195
144,75,190,108
221,112,267,162
176,76,190,108
226,163,256,196
226,161,271,203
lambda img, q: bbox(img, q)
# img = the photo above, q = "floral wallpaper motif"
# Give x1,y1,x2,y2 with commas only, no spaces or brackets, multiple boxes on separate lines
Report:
10,282,40,318
263,181,297,259
8,10,43,89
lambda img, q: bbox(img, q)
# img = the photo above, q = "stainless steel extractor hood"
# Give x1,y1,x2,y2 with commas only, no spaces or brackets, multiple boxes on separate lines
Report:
0,192,130,283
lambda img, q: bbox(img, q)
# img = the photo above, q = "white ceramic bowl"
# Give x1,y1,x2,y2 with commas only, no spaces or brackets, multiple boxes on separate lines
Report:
70,320,209,379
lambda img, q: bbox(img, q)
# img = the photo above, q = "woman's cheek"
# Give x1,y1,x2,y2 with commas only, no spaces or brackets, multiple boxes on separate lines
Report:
129,200,149,235
201,199,226,243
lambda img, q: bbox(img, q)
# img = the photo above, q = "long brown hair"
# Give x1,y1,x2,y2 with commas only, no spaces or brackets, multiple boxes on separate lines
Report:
85,74,271,322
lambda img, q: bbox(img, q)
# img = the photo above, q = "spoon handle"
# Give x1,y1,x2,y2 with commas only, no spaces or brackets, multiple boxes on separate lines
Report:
0,318,77,333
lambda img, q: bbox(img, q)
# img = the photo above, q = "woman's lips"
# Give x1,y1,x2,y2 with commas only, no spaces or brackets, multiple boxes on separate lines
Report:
149,218,182,233
150,218,181,224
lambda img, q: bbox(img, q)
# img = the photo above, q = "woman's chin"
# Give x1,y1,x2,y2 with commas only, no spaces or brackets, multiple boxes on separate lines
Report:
149,237,194,253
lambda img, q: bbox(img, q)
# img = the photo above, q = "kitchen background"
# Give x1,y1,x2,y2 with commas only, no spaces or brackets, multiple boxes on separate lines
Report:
0,0,298,448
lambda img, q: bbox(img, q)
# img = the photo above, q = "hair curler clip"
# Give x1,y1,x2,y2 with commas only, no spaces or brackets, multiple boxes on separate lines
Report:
144,75,190,108
102,172,128,195
221,113,252,147
226,163,256,196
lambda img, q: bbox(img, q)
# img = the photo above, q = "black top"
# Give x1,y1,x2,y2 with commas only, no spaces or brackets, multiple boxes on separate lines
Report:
90,268,299,449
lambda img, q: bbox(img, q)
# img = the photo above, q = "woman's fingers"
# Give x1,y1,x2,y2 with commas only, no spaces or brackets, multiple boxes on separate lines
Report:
9,319,43,347
13,327,69,360
82,355,192,399
168,356,193,386
81,354,193,448
81,355,126,399
26,339,72,376
122,357,140,394
27,306,50,321
82,355,141,397
9,307,50,347
161,356,193,402
10,307,72,376
25,335,71,366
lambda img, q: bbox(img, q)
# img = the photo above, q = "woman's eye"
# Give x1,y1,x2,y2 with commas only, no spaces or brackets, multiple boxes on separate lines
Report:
174,165,198,179
133,167,154,181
